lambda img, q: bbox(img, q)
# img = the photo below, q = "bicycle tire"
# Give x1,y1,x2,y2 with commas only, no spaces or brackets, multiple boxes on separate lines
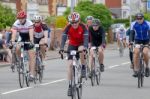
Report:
77,85,82,99
18,60,24,88
138,73,141,88
91,70,96,86
96,69,101,85
25,73,30,87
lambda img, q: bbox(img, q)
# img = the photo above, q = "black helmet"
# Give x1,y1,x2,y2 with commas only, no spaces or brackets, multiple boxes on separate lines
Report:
135,13,144,18
86,16,94,21
92,19,100,26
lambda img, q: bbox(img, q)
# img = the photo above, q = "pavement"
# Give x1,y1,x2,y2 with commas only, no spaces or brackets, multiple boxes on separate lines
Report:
0,43,118,67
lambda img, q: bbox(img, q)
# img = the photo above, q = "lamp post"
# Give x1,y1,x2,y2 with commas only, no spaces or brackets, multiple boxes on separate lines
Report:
71,0,74,13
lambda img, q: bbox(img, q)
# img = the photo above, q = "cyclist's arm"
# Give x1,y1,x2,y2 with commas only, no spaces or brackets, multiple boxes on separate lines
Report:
101,27,105,44
60,25,70,50
146,21,150,41
83,25,89,49
29,25,34,43
11,26,17,42
42,24,48,44
129,22,136,42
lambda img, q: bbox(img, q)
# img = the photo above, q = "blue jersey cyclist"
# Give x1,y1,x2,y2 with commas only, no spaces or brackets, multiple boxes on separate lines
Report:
130,13,150,77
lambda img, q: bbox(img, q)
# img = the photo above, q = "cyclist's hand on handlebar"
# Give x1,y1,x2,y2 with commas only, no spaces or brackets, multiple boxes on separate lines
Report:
59,49,64,54
29,42,34,48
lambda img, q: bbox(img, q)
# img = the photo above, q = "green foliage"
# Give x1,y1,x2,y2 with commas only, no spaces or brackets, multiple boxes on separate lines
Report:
0,3,15,29
63,1,113,31
144,13,150,21
55,16,67,28
45,16,56,26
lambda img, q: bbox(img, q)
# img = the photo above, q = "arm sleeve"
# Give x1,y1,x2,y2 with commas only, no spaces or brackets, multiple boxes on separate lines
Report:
60,25,70,49
146,21,150,41
82,24,89,48
101,27,106,44
129,22,136,42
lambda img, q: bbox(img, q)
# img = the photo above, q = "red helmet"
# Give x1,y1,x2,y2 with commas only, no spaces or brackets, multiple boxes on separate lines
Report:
68,12,80,22
17,11,27,19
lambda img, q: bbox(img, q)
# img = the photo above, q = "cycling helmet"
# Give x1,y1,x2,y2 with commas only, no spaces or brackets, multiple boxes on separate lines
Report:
68,12,80,22
135,13,144,18
92,19,100,26
17,11,27,19
86,16,94,21
119,25,124,30
33,15,42,21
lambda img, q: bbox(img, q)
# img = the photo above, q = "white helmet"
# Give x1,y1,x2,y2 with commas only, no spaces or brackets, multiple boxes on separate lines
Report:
33,15,42,21
68,12,80,22
119,25,124,30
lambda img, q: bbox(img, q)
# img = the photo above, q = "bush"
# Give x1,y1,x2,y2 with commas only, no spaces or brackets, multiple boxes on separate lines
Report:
55,16,67,28
0,3,15,29
63,1,113,31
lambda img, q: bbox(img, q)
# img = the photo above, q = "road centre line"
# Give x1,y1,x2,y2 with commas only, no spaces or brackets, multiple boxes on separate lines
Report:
1,79,66,95
1,62,130,95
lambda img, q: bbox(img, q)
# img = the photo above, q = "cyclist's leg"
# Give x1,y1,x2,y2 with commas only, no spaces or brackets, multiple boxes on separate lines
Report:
28,47,36,79
117,38,120,49
89,48,94,72
78,46,86,77
39,38,47,65
98,46,104,72
133,47,140,77
143,47,149,77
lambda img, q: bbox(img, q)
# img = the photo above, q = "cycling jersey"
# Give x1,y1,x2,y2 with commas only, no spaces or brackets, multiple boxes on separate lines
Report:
116,29,126,39
60,23,88,49
130,20,150,41
12,19,33,41
89,26,105,46
34,23,48,39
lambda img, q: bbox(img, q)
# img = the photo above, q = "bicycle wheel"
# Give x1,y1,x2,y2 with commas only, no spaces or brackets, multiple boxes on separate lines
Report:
119,42,124,57
38,57,44,83
18,59,24,88
138,72,141,88
25,73,30,87
91,70,96,86
96,67,101,85
77,82,82,99
71,85,77,99
91,58,96,86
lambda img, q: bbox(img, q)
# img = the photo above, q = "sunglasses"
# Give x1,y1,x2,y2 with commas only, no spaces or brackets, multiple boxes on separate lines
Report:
92,25,99,27
71,21,79,24
136,18,143,20
34,21,40,23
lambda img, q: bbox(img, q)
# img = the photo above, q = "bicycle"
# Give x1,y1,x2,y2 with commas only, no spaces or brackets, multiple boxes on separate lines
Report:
135,44,149,88
34,44,44,83
90,47,101,86
17,42,31,88
60,50,83,99
119,38,124,57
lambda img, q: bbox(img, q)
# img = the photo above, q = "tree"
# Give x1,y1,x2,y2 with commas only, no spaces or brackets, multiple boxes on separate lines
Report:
0,3,16,29
63,1,113,31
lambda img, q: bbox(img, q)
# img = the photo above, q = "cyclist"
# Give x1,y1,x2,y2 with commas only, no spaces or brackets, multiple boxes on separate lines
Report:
33,15,48,66
116,25,126,49
130,13,150,77
85,16,94,28
59,12,88,96
11,11,35,80
89,19,105,73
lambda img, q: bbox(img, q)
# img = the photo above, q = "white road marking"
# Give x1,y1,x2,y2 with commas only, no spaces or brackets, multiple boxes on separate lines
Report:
108,65,119,69
1,79,66,95
40,79,66,86
2,87,32,95
1,61,130,95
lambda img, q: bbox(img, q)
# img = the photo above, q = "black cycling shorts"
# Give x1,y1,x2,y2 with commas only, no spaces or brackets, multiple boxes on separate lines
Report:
19,33,32,50
135,39,149,45
67,44,80,60
34,37,44,44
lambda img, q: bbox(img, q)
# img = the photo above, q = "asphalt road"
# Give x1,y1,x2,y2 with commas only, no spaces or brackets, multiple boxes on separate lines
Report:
0,48,150,99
